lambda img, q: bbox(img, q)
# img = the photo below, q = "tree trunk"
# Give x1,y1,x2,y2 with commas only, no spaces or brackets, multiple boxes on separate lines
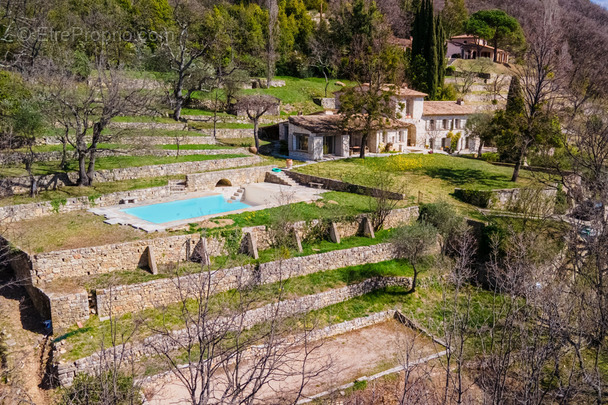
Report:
174,72,185,121
410,264,418,293
359,133,368,159
511,144,527,182
253,119,260,152
323,70,329,98
77,151,90,186
477,140,484,158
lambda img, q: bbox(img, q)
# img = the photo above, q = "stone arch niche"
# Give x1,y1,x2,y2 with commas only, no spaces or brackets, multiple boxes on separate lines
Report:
215,178,232,187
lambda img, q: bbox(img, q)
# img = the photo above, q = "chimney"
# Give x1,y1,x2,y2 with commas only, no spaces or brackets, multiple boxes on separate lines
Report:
456,98,464,105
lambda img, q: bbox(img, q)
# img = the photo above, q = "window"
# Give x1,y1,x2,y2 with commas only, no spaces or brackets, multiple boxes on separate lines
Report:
429,120,435,130
455,119,461,129
295,133,308,151
443,119,449,130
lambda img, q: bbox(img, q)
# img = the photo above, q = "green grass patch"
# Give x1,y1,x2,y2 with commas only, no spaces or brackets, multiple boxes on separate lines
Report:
295,154,550,208
188,121,254,130
157,144,236,150
192,77,354,115
112,116,178,124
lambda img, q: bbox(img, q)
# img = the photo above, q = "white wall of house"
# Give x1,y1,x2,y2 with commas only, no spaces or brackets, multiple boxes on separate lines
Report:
421,115,468,150
287,124,350,160
288,124,314,160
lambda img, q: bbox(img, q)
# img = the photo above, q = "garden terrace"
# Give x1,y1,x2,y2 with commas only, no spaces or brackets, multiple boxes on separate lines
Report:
48,229,397,293
3,191,405,253
54,258,420,362
293,154,549,208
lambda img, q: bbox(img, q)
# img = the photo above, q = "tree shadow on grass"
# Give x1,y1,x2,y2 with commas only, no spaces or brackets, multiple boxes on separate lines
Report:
421,167,514,189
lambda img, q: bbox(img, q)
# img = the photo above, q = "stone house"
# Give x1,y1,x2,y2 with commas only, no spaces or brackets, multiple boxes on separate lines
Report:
279,86,476,160
447,35,510,63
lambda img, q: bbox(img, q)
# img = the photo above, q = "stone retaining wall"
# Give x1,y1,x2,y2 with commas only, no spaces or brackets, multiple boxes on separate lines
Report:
0,156,260,196
286,171,407,200
27,206,417,285
186,165,273,191
55,276,411,386
1,165,275,222
454,187,557,212
0,148,247,165
47,290,90,331
109,121,187,131
95,243,401,318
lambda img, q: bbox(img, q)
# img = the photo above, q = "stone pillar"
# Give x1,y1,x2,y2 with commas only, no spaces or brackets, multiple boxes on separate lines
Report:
147,246,158,275
198,238,211,266
362,216,375,239
293,230,303,253
245,232,259,259
185,238,191,261
329,222,341,244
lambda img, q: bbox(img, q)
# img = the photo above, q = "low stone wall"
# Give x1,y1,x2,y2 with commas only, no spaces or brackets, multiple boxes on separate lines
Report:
194,128,253,139
95,243,401,318
55,276,411,386
286,171,407,200
0,156,260,196
47,290,90,331
109,121,187,131
0,148,247,165
186,165,273,191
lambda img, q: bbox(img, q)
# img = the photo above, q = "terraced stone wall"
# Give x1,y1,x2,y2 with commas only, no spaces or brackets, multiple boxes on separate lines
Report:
55,277,411,386
0,156,261,196
95,243,401,318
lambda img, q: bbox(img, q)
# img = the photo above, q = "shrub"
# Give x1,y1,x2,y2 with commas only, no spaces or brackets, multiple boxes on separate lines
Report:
445,66,456,76
419,201,465,254
58,372,141,405
481,152,499,162
454,188,495,208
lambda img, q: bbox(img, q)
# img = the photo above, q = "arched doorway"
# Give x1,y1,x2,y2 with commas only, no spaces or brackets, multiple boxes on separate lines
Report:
215,179,232,187
407,126,417,147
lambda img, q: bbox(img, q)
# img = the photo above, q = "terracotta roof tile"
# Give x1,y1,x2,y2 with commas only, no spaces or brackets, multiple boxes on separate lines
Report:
423,101,475,116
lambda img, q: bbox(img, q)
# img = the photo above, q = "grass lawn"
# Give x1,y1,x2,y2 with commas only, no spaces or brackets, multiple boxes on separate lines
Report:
192,77,354,115
55,258,418,361
214,191,407,228
5,211,153,254
294,154,547,208
188,121,254,130
157,144,237,150
0,153,249,178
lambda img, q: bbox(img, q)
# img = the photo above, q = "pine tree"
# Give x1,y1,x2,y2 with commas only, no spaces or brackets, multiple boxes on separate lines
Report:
441,0,468,38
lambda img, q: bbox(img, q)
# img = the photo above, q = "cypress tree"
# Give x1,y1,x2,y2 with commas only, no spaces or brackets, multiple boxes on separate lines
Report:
506,75,525,116
435,15,446,96
425,2,438,100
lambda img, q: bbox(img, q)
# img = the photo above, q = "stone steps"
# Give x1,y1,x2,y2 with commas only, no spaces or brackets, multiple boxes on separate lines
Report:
230,187,245,201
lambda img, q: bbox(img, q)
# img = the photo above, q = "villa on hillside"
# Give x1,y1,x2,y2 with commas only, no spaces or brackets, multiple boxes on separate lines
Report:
278,86,476,160
447,35,510,63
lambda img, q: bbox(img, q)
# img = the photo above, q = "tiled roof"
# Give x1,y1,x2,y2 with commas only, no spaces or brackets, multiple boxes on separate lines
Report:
335,85,427,98
423,101,475,116
288,114,411,134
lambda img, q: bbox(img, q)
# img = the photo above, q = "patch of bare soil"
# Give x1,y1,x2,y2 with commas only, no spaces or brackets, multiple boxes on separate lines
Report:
0,275,50,405
145,319,442,404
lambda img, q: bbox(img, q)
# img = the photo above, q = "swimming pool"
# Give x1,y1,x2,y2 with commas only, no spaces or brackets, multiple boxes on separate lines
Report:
121,195,251,224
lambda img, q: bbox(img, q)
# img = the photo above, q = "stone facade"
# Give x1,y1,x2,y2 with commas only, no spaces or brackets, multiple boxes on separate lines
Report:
55,276,411,386
95,243,401,318
0,156,261,196
285,171,407,200
185,165,273,191
47,290,90,331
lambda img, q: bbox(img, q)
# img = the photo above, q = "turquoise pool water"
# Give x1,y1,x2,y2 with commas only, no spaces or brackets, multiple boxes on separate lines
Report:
122,195,250,224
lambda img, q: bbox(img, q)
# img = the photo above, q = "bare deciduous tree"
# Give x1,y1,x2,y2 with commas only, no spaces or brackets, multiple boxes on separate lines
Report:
235,94,279,152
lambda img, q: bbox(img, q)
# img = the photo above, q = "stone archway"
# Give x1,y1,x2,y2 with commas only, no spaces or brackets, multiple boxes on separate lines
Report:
215,178,232,187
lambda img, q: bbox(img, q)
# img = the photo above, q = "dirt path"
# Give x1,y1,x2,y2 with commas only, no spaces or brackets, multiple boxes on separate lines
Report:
145,320,441,404
0,277,50,405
